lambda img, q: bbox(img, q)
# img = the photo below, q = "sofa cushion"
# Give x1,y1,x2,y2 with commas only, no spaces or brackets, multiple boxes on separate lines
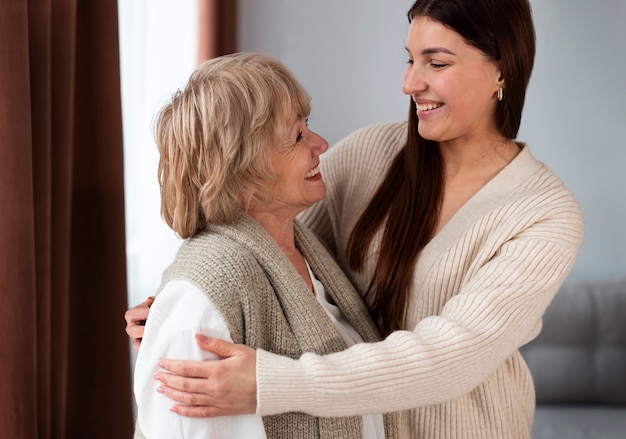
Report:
520,280,626,404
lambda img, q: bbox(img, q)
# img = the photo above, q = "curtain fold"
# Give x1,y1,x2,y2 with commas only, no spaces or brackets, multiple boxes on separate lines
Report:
0,0,133,437
198,0,237,63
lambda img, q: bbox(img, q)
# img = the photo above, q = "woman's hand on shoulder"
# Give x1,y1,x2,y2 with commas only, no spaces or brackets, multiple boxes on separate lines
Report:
125,296,154,352
154,335,258,417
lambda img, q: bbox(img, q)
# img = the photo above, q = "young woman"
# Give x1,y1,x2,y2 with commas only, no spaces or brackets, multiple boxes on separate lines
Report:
127,1,583,437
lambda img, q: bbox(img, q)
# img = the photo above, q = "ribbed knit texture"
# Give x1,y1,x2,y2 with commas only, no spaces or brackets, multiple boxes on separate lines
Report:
256,121,584,439
156,214,398,439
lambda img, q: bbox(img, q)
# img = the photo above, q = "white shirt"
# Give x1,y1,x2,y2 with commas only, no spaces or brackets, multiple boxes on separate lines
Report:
134,264,385,438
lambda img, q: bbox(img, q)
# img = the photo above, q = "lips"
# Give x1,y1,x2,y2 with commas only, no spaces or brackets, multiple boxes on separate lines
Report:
304,165,320,179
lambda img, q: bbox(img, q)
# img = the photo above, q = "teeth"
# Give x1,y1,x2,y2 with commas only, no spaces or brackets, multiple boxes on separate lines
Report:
305,165,320,179
417,103,442,111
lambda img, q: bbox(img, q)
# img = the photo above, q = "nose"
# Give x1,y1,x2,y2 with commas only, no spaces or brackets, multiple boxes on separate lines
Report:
402,65,427,96
310,130,329,156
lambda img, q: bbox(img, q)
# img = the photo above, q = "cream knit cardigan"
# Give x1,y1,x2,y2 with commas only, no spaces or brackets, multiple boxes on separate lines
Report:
255,121,585,439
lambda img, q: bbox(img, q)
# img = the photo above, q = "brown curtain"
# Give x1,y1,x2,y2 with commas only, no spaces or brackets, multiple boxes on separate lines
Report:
198,0,238,63
0,0,133,438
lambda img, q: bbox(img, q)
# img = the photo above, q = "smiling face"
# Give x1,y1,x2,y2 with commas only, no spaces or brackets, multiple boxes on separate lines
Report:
402,16,504,146
254,113,328,220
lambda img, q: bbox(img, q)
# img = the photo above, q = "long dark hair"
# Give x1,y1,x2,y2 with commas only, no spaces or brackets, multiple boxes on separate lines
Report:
347,0,536,336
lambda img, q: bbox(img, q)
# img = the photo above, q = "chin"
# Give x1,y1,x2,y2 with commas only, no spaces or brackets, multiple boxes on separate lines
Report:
316,186,327,201
417,127,440,142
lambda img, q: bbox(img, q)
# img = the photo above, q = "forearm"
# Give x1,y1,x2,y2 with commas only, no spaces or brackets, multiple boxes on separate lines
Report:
256,327,489,417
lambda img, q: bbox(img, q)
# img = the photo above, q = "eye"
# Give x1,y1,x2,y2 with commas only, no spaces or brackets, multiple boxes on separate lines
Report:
406,59,414,65
295,118,310,143
430,61,448,69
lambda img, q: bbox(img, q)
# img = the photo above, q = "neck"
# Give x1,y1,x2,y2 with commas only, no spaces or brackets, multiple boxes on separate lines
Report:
249,210,299,257
441,136,520,180
249,208,314,293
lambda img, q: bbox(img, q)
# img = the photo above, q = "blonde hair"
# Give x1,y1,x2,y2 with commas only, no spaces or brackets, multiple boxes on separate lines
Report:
155,52,311,238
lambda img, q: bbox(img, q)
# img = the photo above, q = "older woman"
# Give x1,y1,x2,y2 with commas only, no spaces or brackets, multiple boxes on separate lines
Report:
132,53,397,439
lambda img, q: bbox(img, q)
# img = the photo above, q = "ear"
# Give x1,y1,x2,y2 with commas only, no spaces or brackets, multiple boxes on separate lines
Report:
496,68,505,89
494,69,505,101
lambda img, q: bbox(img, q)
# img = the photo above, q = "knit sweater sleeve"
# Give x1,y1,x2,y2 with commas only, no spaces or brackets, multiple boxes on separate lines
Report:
256,164,584,418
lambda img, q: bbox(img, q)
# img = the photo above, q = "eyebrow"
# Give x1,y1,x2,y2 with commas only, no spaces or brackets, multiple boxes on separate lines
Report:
405,46,457,56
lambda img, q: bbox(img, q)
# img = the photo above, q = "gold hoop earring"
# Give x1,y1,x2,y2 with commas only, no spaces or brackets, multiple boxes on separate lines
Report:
497,87,504,101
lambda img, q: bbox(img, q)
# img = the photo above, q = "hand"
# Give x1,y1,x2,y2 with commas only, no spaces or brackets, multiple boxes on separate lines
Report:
154,334,257,417
124,296,154,352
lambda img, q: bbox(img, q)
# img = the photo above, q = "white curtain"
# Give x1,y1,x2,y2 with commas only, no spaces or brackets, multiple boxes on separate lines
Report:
118,0,198,315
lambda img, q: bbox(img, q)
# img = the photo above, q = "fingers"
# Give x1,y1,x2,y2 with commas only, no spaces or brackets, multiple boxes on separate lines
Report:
154,371,237,415
124,296,154,342
157,359,214,381
125,297,154,324
126,323,145,340
155,373,211,402
170,404,228,418
156,337,254,379
154,372,256,417
194,335,240,358
155,349,258,416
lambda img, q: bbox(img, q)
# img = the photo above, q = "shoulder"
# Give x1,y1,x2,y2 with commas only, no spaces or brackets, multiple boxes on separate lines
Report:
164,230,265,289
327,121,407,164
320,121,407,188
179,231,258,267
502,146,585,249
518,146,583,216
150,280,230,339
339,120,407,146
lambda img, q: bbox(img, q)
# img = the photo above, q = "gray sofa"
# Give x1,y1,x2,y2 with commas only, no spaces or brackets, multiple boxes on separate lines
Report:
520,279,626,439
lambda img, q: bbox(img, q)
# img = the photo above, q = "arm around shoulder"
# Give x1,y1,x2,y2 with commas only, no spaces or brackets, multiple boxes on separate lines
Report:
134,280,266,439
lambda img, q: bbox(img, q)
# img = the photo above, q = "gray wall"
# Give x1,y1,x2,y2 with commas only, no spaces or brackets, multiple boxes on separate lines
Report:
238,0,626,281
